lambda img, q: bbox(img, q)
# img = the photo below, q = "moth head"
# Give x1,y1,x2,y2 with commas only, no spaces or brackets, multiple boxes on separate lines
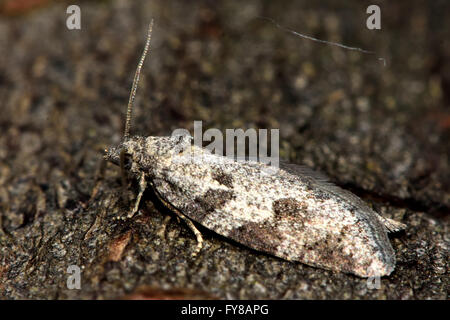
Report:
103,136,146,169
104,144,120,166
103,141,131,170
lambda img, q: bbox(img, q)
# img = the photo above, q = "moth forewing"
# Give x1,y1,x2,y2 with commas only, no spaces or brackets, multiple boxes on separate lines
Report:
134,136,398,277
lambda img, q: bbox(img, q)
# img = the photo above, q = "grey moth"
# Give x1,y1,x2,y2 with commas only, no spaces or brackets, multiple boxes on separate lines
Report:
104,20,406,278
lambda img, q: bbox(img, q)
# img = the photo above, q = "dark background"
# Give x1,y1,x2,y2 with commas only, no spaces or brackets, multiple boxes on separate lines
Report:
0,0,448,299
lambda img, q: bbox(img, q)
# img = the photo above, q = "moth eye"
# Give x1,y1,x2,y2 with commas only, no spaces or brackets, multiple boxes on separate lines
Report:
124,154,133,169
119,151,132,170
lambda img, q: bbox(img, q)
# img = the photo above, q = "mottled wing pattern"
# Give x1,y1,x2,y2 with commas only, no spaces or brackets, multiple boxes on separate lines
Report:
150,144,397,277
279,161,406,233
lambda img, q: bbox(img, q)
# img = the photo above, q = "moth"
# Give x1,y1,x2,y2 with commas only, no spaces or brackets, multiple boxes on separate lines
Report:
104,20,406,278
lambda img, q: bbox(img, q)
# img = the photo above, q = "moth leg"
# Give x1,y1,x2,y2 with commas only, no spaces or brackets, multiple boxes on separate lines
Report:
156,215,172,239
153,191,204,256
126,173,147,219
87,159,106,207
119,149,130,206
173,211,204,257
149,184,203,257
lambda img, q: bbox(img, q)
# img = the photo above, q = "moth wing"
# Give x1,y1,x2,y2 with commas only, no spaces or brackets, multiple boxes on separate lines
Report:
150,156,397,277
377,216,407,233
279,161,406,233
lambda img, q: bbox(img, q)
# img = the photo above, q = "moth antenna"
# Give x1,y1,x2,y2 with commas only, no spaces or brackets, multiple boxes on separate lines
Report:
123,19,154,140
